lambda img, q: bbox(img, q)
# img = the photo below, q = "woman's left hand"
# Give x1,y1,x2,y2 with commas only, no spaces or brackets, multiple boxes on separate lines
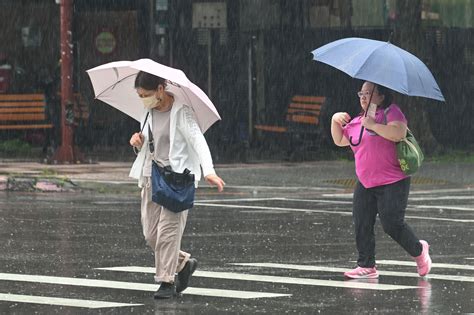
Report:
361,116,377,129
205,174,226,192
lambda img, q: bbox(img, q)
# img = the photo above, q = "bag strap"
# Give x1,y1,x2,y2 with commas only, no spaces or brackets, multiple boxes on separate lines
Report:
133,112,150,155
383,106,412,137
141,112,150,133
148,124,155,154
383,107,389,125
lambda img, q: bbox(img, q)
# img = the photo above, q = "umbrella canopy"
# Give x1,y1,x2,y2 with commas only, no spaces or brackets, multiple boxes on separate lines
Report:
311,37,445,102
86,59,221,133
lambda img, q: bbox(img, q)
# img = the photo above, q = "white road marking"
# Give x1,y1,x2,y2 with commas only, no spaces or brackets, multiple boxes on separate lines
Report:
404,215,474,223
196,197,286,203
0,273,288,299
194,202,352,216
96,267,417,291
213,185,340,191
413,205,474,212
322,193,353,198
195,203,474,222
231,263,474,283
409,196,474,201
322,193,474,201
280,198,352,204
198,197,351,204
376,260,474,271
93,201,138,205
0,293,141,309
410,188,473,195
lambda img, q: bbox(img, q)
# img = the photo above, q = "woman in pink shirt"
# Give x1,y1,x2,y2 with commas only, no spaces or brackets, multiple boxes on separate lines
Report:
331,81,431,279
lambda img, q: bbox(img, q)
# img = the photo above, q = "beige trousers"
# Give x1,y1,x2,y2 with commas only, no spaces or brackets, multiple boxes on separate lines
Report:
141,177,190,283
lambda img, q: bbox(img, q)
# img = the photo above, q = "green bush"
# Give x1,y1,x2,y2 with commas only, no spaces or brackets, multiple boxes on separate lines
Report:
0,139,32,155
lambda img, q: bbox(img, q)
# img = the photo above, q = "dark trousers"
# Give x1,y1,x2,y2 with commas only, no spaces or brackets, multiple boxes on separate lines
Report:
352,177,422,268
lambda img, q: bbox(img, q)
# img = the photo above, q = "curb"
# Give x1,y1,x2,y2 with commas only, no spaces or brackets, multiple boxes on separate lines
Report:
0,175,78,192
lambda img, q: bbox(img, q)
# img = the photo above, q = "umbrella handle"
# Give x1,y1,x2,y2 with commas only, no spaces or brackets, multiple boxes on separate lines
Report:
348,84,374,147
349,126,365,146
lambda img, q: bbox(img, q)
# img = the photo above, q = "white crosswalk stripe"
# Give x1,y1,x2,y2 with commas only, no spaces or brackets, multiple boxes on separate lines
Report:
0,273,289,300
231,263,474,283
0,293,142,309
96,266,418,290
1,185,472,310
375,260,474,271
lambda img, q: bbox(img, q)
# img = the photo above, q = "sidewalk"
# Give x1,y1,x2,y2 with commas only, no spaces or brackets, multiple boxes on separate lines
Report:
0,159,473,191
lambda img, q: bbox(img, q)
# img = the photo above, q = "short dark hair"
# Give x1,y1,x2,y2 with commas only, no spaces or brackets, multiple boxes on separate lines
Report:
134,71,167,90
375,84,393,108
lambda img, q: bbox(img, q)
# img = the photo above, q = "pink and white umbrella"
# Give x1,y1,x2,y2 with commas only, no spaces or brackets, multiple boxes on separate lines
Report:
86,58,221,133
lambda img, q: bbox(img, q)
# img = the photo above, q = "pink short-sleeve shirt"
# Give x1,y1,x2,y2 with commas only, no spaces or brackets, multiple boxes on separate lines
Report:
343,104,409,188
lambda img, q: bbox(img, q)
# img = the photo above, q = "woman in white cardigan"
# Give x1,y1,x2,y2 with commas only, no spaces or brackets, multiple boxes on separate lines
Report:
129,71,225,299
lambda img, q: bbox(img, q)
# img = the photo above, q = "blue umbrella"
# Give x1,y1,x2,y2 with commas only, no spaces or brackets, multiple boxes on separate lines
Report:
312,37,445,145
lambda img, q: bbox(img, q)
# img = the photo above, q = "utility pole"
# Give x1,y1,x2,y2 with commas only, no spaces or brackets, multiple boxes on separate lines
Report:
52,0,83,163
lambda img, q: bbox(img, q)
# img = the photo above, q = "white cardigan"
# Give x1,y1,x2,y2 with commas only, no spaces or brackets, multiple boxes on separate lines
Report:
129,101,216,187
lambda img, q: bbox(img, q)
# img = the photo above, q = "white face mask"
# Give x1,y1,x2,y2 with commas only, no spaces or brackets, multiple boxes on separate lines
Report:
142,95,158,109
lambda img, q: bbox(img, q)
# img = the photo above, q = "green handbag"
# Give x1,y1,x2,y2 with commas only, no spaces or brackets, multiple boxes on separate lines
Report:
397,128,424,175
383,108,424,175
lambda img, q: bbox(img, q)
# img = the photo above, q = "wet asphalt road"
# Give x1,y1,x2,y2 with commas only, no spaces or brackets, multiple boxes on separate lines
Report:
0,181,473,314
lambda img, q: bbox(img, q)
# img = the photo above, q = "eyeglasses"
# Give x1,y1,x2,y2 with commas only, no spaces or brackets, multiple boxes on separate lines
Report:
357,91,372,98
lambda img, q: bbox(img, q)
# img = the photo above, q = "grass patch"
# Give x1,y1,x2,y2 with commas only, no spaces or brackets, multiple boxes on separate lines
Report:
40,168,59,176
428,150,474,163
0,139,32,155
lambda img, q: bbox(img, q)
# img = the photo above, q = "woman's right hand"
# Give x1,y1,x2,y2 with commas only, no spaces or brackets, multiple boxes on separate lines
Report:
332,112,351,126
129,132,144,148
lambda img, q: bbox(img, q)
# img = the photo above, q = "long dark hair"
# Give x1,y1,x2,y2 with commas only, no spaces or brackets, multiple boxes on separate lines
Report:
134,71,167,90
375,84,393,109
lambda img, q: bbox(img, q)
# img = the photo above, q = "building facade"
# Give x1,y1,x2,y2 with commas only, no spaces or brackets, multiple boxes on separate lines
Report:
0,0,472,160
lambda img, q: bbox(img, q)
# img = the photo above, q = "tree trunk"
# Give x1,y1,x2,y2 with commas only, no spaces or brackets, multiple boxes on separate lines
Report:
394,0,440,154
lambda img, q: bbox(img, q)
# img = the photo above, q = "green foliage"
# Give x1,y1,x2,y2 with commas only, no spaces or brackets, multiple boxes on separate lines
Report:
40,168,58,176
429,150,474,163
0,139,32,155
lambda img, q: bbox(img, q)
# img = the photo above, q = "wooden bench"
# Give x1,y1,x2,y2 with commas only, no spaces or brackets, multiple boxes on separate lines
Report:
0,93,89,130
255,95,325,134
0,94,52,130
254,95,326,158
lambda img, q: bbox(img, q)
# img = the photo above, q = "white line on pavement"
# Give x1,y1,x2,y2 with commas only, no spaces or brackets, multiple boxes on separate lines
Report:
195,197,286,203
215,185,340,191
413,205,474,212
322,193,353,198
0,293,142,309
280,198,352,204
0,273,288,299
195,203,474,222
194,202,352,215
197,197,352,205
409,196,474,201
376,260,474,271
404,215,474,223
409,188,473,195
323,194,474,201
96,267,417,291
93,201,138,205
231,263,474,283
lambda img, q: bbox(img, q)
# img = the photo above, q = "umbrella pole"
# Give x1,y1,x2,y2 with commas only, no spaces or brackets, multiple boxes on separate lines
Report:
349,85,376,146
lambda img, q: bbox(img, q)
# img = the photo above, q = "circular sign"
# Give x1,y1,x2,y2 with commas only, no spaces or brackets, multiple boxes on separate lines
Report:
95,31,116,54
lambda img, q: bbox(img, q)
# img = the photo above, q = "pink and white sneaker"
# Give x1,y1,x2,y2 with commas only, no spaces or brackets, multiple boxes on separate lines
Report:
344,266,379,279
414,240,432,276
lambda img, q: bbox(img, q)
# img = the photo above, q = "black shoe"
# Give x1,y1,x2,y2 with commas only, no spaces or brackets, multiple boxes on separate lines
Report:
176,258,198,293
153,282,177,299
